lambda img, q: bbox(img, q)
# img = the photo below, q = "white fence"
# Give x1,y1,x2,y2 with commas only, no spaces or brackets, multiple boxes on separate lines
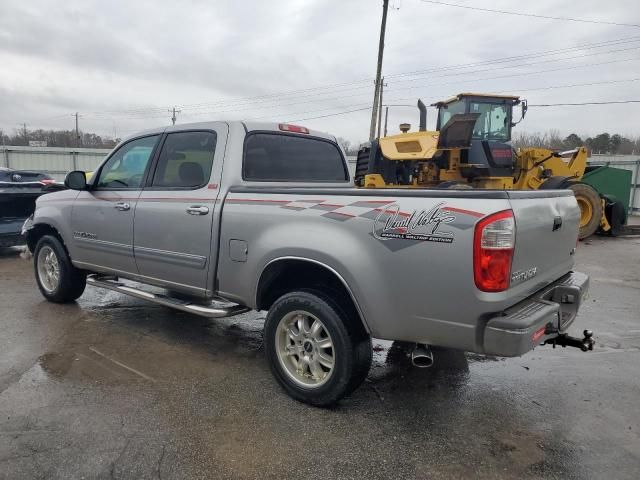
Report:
1,145,111,181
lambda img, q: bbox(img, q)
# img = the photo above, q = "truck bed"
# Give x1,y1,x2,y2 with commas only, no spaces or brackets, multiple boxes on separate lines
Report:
217,185,579,354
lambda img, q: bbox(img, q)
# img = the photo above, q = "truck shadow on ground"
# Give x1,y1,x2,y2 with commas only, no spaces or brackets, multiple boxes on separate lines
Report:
43,290,496,404
26,297,585,479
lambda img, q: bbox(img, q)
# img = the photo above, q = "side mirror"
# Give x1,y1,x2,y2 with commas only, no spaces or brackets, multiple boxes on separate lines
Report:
511,99,528,127
64,170,87,190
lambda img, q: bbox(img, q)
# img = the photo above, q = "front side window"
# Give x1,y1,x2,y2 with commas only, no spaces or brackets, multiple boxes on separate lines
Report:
243,133,347,182
96,135,159,189
151,131,217,188
470,102,510,141
438,100,466,129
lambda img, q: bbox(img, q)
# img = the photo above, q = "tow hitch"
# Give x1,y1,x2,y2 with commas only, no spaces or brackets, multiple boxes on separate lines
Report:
544,329,595,352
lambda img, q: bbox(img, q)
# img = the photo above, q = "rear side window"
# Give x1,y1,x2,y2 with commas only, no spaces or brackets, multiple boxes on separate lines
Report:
243,133,347,182
151,131,217,188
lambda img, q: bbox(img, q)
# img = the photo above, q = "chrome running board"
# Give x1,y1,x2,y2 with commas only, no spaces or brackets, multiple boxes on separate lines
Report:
86,274,251,318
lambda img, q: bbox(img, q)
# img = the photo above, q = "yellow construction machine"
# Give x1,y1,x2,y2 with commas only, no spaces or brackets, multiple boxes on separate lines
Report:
354,93,621,239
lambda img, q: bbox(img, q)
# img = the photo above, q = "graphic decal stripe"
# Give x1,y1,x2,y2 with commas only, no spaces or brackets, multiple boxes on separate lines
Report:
349,200,395,207
373,207,412,218
441,206,484,218
309,204,342,211
223,197,472,229
281,206,307,211
226,199,290,204
322,212,354,222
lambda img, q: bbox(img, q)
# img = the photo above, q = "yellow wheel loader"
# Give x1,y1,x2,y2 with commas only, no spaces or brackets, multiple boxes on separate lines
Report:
355,93,626,239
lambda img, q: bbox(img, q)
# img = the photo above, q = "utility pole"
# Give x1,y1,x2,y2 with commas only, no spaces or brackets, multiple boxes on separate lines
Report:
383,106,389,137
169,106,181,125
376,77,387,139
74,112,81,147
20,123,28,145
369,0,389,142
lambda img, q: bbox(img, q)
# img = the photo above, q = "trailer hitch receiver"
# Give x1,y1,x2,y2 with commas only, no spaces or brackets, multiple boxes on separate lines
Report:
544,329,595,352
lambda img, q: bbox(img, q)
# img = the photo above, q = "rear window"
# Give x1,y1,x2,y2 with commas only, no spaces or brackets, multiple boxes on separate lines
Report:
243,133,347,182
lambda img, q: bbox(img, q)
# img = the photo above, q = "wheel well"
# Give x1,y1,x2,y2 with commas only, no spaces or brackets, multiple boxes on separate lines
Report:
256,259,369,336
26,224,64,253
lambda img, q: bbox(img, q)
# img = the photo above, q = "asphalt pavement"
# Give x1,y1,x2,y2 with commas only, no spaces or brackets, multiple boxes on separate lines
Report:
0,234,639,479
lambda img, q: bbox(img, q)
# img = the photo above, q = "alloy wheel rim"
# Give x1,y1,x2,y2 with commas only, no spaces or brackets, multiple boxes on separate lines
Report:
37,246,60,293
275,310,335,388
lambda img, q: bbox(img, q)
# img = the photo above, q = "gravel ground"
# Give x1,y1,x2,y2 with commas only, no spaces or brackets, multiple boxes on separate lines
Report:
0,234,638,479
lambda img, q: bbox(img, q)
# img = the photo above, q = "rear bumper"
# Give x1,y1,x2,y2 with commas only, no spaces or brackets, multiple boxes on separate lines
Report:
483,271,589,357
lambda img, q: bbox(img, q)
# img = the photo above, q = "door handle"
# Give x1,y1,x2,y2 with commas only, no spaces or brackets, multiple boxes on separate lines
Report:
114,202,130,211
186,205,209,215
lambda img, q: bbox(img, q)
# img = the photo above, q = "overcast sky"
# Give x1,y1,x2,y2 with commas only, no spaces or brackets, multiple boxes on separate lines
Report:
1,0,639,144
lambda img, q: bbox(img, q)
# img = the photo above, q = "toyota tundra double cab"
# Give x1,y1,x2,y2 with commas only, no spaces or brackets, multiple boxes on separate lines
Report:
23,121,593,406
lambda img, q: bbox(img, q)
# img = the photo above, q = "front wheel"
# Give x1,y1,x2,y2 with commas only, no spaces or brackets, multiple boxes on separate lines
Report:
34,235,86,303
264,290,372,407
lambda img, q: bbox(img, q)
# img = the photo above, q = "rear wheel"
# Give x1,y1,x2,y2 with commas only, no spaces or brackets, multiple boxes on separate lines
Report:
264,290,372,407
568,182,602,240
34,235,86,303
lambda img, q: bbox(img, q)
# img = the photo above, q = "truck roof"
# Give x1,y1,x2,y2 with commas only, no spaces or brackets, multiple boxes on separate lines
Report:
120,121,337,143
432,93,521,107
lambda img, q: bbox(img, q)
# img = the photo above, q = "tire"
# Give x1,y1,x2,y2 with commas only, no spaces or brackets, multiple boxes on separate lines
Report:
602,197,626,236
34,235,86,303
568,182,602,240
264,290,372,407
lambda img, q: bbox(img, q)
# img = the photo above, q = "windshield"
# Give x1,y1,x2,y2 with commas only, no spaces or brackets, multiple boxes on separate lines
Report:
469,102,510,141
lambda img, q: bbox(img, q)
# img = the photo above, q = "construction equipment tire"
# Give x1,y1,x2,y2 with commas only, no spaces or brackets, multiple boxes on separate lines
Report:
568,182,602,240
437,181,473,189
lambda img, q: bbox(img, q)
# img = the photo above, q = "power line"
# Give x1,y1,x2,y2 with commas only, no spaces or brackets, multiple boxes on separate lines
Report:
24,68,640,133
287,107,372,122
383,56,640,95
530,100,640,107
82,36,640,118
385,45,640,87
417,1,640,28
275,98,640,125
499,77,640,94
386,36,640,79
81,52,640,122
23,43,640,128
383,77,640,106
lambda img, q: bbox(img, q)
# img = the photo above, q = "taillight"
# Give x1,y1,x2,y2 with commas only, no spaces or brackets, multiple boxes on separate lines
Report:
279,123,309,134
473,210,515,292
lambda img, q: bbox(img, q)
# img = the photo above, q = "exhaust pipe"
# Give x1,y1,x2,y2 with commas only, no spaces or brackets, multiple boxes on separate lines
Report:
417,99,427,131
411,343,434,368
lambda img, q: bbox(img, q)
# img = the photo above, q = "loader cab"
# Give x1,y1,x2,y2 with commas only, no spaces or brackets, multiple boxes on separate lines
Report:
433,94,524,180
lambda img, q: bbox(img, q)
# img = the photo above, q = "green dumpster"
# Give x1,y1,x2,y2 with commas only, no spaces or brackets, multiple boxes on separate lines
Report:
582,165,632,226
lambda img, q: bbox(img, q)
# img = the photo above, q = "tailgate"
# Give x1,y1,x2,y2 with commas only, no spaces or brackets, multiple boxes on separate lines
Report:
507,190,579,296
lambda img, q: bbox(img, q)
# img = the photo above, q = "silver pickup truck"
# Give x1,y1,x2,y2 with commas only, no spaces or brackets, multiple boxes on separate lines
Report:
23,121,593,406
